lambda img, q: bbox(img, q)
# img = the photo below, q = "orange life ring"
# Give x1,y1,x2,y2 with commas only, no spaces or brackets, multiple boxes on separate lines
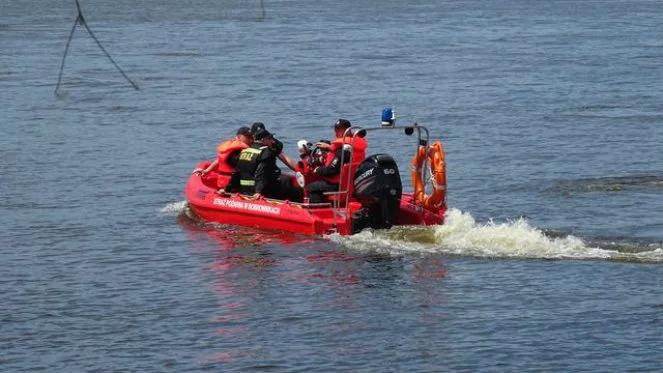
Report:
411,141,446,212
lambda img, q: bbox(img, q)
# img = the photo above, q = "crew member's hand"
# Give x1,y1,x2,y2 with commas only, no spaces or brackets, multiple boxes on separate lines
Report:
193,168,203,174
251,193,261,199
313,167,320,175
315,142,331,150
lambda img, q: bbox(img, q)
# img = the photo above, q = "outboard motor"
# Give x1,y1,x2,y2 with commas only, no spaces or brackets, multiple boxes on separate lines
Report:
352,154,402,232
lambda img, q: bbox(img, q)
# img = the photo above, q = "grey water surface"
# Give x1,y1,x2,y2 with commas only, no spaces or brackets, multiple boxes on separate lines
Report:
2,0,662,372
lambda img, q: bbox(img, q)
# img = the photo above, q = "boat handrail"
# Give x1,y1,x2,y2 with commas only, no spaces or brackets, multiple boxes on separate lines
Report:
297,202,333,209
333,123,432,228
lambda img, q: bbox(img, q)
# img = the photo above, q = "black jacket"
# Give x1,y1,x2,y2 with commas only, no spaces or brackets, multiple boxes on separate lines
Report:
233,142,281,195
315,146,351,178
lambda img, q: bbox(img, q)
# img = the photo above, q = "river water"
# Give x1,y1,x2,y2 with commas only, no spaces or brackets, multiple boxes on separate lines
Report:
2,0,662,372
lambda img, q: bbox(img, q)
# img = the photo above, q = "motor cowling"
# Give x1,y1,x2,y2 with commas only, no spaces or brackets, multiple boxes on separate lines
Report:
352,154,402,232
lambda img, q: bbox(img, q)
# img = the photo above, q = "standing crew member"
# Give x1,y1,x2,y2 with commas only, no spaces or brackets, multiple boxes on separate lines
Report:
250,122,298,171
233,129,302,201
306,119,368,203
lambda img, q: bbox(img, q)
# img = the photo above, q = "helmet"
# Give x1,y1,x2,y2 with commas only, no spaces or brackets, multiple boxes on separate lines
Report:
250,122,266,135
254,129,273,141
333,118,352,130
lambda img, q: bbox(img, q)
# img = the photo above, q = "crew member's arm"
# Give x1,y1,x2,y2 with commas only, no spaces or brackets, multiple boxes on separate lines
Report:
226,150,241,168
272,138,284,155
258,137,296,172
314,147,351,177
315,141,331,150
278,153,297,172
194,159,218,174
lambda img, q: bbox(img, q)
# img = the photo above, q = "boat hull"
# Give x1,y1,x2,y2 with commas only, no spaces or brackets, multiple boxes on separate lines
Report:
185,166,444,236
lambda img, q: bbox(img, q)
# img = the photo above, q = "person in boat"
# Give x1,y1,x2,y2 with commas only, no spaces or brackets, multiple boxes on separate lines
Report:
295,139,330,185
232,129,303,201
250,122,298,171
306,118,368,203
194,126,253,184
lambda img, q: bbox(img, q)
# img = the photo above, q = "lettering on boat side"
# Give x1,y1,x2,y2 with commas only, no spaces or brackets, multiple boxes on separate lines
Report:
213,198,281,215
196,189,209,199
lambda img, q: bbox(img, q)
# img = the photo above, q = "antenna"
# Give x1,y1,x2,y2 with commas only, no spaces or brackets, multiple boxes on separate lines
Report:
55,0,139,96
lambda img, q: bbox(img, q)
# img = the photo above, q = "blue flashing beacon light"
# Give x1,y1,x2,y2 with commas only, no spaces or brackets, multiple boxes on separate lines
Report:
381,107,396,127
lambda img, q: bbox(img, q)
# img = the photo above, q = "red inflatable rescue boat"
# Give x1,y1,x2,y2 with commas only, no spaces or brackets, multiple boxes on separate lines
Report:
185,123,447,235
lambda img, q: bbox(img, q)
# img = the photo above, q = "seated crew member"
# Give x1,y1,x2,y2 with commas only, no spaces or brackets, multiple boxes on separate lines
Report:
194,126,253,187
296,139,329,185
232,129,302,201
250,122,298,171
306,119,368,203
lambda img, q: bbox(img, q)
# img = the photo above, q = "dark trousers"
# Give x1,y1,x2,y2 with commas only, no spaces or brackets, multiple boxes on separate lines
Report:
306,180,339,203
279,175,303,202
262,175,303,202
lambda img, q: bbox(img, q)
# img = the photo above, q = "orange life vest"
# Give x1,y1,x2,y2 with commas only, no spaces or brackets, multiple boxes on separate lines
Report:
216,139,249,175
324,135,368,184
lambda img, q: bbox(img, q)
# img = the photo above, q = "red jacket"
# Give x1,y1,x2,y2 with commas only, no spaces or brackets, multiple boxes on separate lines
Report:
319,134,368,184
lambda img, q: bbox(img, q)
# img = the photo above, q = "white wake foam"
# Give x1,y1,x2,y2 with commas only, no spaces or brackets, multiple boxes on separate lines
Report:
330,208,663,262
160,200,188,216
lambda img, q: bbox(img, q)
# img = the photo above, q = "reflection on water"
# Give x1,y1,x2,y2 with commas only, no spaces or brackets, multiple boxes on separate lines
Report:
178,214,452,369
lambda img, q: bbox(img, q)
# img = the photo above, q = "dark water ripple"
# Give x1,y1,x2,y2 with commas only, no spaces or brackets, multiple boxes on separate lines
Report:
549,175,663,193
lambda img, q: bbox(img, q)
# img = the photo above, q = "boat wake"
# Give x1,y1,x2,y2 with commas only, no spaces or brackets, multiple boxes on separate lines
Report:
160,200,188,216
165,201,662,263
329,208,663,263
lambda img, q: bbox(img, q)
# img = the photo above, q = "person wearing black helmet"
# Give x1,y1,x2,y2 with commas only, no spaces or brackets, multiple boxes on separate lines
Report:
250,122,265,136
232,129,302,201
250,122,297,171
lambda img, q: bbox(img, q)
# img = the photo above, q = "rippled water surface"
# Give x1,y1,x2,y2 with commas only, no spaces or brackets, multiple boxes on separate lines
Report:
2,0,662,372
